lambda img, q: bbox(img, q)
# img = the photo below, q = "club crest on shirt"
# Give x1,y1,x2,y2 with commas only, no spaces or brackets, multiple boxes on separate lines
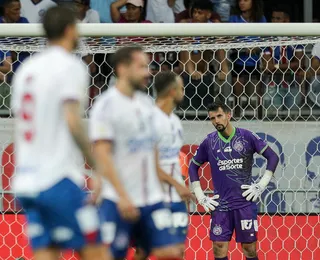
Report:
213,224,222,236
233,140,244,152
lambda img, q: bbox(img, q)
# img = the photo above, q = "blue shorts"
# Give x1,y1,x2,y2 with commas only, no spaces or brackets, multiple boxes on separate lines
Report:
18,178,102,251
170,201,189,244
99,199,177,258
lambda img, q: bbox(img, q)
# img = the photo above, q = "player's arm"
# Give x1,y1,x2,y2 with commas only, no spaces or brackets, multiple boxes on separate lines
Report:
241,133,280,202
155,148,194,202
63,101,96,168
189,139,219,212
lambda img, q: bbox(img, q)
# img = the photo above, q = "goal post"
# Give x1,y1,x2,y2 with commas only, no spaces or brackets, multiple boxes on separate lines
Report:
0,23,319,260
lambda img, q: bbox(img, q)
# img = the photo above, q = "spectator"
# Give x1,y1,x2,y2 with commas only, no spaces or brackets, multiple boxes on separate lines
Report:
0,0,29,73
75,0,99,23
146,0,175,23
261,6,304,114
176,0,220,22
0,0,28,23
299,43,320,108
20,0,56,23
90,0,115,23
211,0,235,22
111,0,150,23
229,0,266,118
179,0,229,111
0,50,12,110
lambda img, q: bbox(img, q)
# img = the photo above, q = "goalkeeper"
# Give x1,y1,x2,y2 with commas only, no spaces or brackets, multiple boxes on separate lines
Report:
189,101,279,260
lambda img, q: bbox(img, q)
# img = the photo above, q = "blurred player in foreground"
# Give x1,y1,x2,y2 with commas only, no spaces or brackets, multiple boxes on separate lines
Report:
189,101,279,260
11,6,108,260
134,72,194,260
89,46,184,260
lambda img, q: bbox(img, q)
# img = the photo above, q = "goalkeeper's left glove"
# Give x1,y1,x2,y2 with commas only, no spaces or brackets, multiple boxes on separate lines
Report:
241,170,273,202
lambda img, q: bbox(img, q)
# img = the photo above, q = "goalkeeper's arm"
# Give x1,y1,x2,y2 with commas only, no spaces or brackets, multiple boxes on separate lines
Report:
241,147,279,202
259,147,279,187
189,158,219,212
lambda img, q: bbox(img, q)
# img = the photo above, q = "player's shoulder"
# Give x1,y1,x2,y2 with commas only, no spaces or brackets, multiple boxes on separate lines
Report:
91,87,117,113
136,91,155,107
236,127,260,139
207,131,218,140
90,88,120,123
170,112,182,127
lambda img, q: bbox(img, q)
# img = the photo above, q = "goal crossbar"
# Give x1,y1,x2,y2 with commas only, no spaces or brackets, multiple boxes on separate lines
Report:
0,23,319,37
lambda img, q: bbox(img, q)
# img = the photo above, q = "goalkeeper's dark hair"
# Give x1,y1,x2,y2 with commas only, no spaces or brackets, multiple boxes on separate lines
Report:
207,101,231,114
154,71,178,98
43,6,77,41
192,0,213,12
111,46,144,76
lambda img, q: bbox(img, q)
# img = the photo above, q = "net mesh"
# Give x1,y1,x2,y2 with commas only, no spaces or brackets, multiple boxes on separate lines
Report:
0,34,320,260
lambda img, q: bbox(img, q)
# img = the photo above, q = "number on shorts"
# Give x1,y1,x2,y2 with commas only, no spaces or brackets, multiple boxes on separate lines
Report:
172,212,189,228
151,208,172,230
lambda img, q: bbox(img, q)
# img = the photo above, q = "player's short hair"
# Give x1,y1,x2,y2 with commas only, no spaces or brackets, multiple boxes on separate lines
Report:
207,101,231,114
43,6,77,41
154,71,178,97
192,0,213,12
111,46,144,76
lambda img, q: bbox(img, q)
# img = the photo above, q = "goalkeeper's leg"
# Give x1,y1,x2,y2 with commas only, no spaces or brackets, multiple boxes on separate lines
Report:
212,241,229,259
241,242,258,260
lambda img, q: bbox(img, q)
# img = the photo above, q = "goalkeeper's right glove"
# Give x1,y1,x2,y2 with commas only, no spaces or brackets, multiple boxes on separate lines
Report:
191,181,219,212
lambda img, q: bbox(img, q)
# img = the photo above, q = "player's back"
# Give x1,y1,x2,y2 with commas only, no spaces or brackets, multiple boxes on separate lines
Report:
89,88,164,207
12,46,88,194
153,106,184,202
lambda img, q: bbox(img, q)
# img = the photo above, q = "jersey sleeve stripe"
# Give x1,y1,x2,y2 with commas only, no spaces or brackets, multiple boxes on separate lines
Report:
259,144,269,155
191,158,203,166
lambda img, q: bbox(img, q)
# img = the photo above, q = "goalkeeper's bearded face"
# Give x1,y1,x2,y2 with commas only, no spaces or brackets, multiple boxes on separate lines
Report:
208,108,231,132
128,51,150,91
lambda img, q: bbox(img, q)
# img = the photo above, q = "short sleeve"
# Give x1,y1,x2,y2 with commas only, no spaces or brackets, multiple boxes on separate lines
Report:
248,131,268,155
60,61,89,102
192,138,209,165
89,100,115,142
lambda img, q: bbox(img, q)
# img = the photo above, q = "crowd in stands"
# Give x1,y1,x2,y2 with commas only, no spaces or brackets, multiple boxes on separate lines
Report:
0,0,319,119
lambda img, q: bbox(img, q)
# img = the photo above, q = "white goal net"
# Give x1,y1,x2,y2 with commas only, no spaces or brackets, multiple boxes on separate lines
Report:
0,23,319,260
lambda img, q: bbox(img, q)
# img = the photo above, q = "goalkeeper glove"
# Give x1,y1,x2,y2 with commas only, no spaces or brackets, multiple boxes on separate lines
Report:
191,181,219,212
241,170,273,202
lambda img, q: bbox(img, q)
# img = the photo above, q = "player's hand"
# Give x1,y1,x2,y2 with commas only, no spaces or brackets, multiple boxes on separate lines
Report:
176,184,197,202
117,196,140,222
198,195,220,212
241,183,264,202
